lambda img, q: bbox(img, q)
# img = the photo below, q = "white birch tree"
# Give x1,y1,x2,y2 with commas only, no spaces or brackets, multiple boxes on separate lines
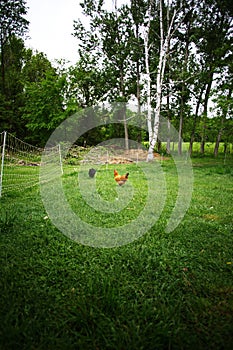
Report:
145,0,179,161
143,0,153,152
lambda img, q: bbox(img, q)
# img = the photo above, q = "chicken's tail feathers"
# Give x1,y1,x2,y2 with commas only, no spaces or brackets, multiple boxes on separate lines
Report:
125,172,129,178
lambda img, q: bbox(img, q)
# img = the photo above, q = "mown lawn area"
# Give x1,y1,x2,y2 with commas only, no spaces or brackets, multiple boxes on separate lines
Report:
0,156,232,349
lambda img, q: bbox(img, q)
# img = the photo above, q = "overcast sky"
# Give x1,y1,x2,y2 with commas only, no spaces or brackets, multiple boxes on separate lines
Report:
25,0,129,65
26,0,85,64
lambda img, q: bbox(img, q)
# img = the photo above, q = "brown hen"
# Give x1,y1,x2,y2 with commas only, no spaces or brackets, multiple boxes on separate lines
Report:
114,169,129,186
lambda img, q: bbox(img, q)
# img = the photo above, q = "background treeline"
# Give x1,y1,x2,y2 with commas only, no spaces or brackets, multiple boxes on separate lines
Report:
0,0,232,155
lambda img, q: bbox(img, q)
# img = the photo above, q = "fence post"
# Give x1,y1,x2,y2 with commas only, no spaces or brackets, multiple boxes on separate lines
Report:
0,131,7,197
58,143,63,175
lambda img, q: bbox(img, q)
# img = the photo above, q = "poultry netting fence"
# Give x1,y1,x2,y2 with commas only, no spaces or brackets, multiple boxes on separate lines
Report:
0,131,63,197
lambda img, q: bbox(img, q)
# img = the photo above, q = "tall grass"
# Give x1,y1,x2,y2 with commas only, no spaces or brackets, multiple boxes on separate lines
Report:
0,156,232,349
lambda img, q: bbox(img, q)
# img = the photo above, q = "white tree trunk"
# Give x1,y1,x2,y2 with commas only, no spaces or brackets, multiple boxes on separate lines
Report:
143,0,153,155
146,0,178,161
147,0,164,161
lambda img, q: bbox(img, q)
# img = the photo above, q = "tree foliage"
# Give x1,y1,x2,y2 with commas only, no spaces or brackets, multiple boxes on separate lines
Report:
0,0,29,136
0,0,29,91
0,0,232,153
22,58,66,146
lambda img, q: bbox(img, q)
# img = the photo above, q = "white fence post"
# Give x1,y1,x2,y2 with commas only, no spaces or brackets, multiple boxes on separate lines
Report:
58,143,63,175
0,131,7,197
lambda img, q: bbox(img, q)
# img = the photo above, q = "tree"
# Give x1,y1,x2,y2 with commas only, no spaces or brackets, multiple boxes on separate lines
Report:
0,0,29,137
213,82,233,156
130,0,147,113
22,51,53,84
66,55,107,108
146,0,180,161
0,36,27,135
0,0,29,93
193,0,233,154
70,0,233,155
73,1,138,149
171,2,197,155
22,56,66,146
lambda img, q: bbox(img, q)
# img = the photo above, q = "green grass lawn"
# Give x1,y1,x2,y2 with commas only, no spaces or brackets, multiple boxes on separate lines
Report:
0,156,233,349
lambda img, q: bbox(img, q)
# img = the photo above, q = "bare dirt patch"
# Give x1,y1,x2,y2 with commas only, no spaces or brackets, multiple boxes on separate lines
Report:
82,147,168,164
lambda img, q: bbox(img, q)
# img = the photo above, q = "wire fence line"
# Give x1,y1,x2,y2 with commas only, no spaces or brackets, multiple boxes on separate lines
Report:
0,131,63,197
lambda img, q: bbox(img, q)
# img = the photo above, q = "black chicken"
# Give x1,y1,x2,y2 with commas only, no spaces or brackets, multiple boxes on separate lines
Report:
88,168,96,178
